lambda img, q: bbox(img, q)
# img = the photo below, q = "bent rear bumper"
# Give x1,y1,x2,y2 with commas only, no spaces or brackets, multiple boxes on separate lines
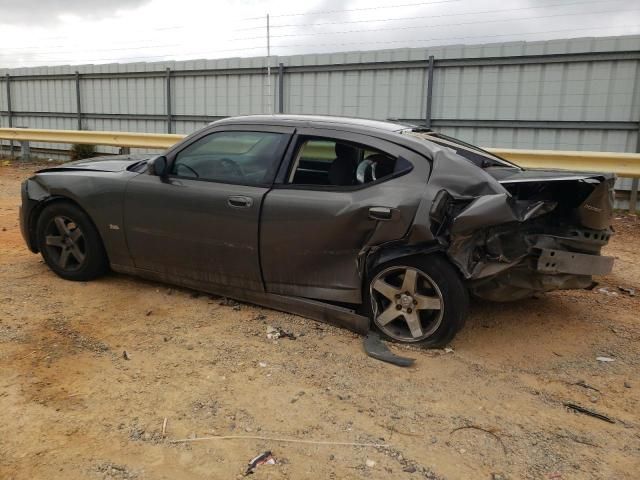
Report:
536,248,614,276
462,225,615,302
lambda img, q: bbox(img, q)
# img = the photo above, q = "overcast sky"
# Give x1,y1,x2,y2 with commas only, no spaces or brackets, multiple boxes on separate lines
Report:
0,0,638,68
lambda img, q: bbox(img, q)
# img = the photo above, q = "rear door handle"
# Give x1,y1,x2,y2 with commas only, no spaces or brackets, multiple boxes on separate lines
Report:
369,206,393,221
227,195,253,208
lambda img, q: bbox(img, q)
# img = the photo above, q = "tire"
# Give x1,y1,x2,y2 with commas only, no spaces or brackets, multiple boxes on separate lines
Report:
364,254,468,347
36,201,109,281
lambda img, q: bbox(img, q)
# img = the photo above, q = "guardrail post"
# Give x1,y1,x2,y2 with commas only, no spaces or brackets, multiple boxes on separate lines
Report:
5,74,14,158
425,55,435,129
16,126,30,162
166,67,172,134
631,123,640,214
75,71,82,130
278,63,284,114
20,140,31,161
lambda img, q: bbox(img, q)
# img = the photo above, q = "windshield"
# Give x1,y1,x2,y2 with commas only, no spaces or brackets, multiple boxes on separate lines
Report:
402,129,520,169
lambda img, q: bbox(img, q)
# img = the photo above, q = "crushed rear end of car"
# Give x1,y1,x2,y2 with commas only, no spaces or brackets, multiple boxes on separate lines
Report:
404,131,615,301
447,170,614,301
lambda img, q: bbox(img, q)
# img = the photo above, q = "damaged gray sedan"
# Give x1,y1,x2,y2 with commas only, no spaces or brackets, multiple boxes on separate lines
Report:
19,115,615,346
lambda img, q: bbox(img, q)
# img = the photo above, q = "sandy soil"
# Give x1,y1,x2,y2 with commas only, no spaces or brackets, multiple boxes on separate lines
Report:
1,162,639,480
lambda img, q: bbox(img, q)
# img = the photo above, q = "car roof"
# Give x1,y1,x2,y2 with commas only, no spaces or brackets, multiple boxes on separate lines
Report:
212,114,408,133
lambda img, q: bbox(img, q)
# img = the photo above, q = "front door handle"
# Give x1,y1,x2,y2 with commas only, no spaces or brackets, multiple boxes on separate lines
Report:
227,195,253,208
369,206,393,221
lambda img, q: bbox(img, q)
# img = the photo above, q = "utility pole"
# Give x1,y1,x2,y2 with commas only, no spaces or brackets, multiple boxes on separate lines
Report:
266,13,272,114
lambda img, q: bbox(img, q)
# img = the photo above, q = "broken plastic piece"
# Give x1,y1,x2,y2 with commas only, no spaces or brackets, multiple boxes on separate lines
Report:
363,331,415,367
595,287,618,296
596,356,615,362
618,286,636,296
266,325,296,340
244,451,276,475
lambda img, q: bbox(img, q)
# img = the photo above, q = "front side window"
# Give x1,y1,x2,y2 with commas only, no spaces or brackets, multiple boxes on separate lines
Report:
172,131,285,184
288,137,409,187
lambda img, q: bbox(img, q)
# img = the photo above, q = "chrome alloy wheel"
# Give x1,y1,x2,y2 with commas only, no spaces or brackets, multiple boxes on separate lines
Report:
43,215,86,271
370,266,444,342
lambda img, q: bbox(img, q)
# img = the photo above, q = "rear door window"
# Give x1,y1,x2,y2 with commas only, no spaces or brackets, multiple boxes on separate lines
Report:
288,137,409,187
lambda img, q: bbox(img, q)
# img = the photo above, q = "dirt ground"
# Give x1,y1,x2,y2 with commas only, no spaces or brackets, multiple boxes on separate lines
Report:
0,162,639,480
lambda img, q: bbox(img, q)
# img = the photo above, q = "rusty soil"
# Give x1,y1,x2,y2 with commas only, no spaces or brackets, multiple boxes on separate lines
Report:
0,163,639,480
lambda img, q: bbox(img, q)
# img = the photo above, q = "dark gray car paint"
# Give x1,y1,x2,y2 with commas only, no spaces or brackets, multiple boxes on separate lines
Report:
123,124,295,292
123,175,267,291
20,115,616,334
261,127,430,303
21,167,140,268
52,154,153,172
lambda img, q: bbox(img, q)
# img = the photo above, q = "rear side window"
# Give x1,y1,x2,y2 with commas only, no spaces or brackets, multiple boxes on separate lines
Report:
172,131,286,185
288,137,411,187
404,131,516,168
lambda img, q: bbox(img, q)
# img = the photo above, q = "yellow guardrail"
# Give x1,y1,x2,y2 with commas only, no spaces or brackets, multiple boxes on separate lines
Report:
1,127,640,178
0,127,183,150
487,148,640,178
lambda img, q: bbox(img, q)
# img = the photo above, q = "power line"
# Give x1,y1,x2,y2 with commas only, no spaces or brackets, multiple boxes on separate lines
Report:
5,23,637,67
266,24,640,51
243,0,468,20
3,0,623,51
0,0,469,45
142,0,616,31
6,43,185,55
4,2,635,57
247,8,640,41
261,0,625,30
1,44,269,62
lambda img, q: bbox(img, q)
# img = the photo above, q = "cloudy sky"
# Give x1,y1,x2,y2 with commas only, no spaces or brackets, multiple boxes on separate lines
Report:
0,0,638,67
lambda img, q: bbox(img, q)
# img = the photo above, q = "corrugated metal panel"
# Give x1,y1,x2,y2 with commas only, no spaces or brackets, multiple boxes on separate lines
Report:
0,82,7,127
9,78,76,113
81,76,166,115
431,60,639,123
438,127,638,153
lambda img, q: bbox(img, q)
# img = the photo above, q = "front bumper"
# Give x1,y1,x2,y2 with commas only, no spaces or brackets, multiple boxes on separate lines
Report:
20,180,39,253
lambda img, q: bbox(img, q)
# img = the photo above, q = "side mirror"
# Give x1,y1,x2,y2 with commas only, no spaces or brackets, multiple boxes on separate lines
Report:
147,156,168,177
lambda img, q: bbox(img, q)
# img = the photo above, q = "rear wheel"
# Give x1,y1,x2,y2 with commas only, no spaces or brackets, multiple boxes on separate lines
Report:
365,255,468,347
36,202,108,281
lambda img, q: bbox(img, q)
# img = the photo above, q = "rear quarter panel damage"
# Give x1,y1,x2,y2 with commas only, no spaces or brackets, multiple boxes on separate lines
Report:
403,147,615,301
261,170,428,304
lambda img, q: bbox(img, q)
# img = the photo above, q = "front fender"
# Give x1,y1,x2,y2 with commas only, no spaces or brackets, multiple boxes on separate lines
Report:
21,172,135,268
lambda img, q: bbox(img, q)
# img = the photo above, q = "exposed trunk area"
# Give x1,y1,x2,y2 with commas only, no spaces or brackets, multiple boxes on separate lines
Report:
444,168,616,301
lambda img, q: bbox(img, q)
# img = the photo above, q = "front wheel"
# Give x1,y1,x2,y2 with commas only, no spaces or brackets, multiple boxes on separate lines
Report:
364,255,468,347
36,202,109,281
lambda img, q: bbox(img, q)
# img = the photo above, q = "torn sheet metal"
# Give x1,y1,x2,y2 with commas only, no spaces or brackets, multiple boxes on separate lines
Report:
537,249,614,276
450,194,553,235
407,144,617,301
576,176,616,230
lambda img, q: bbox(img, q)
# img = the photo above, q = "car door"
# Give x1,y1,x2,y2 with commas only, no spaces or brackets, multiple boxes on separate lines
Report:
123,125,293,292
260,128,430,304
